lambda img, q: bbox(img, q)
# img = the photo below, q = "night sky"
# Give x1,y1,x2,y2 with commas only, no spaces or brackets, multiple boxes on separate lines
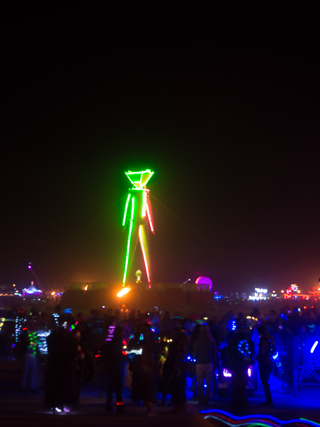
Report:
1,4,320,295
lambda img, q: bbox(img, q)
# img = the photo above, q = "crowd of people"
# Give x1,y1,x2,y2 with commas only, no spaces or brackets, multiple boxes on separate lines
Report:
1,303,320,414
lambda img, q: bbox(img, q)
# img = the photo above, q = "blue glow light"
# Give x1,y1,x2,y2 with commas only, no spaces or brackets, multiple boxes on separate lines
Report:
311,341,318,354
222,367,252,377
202,409,320,427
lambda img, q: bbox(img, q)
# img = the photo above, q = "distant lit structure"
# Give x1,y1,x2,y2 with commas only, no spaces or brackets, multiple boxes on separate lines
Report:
195,276,213,291
308,283,320,299
249,288,268,301
22,281,42,297
122,169,155,287
283,284,312,300
0,284,21,297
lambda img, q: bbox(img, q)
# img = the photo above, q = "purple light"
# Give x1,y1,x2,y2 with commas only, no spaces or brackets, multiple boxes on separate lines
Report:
28,265,32,269
195,276,213,291
22,283,42,297
223,368,232,377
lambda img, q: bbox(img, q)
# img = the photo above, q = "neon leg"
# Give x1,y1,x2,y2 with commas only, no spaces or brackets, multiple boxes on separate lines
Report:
138,224,151,286
123,197,135,285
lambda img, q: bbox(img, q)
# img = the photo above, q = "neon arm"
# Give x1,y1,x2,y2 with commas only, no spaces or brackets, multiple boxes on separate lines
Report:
122,194,131,227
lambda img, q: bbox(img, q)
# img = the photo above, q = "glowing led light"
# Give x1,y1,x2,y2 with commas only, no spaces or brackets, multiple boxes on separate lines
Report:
37,331,50,338
311,341,318,353
230,319,237,331
117,286,131,298
127,348,143,355
223,368,232,377
202,409,320,427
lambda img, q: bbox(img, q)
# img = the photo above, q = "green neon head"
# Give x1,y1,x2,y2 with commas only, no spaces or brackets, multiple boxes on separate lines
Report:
125,169,154,189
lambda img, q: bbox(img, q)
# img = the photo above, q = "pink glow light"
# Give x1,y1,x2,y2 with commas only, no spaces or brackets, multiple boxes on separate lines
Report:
146,203,154,233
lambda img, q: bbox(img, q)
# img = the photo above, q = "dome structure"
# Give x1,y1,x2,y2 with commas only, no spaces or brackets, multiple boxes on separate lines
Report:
195,276,212,291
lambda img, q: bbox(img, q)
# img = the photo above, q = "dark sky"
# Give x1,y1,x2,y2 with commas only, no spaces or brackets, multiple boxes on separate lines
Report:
1,3,320,294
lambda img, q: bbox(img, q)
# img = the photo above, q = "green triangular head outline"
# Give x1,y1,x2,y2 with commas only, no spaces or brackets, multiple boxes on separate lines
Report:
125,169,154,189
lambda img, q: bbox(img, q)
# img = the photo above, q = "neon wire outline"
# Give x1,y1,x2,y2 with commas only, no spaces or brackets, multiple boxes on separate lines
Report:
122,194,131,226
139,225,151,283
202,409,320,427
123,197,135,285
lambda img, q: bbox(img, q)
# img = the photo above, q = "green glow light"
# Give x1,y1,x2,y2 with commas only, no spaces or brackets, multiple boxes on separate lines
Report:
123,197,135,285
122,194,131,226
125,169,154,189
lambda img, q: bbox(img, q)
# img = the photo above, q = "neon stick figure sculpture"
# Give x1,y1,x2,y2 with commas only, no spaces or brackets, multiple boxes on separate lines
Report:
122,169,155,287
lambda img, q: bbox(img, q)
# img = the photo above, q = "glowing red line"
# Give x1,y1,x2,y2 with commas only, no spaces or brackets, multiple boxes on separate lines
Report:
146,203,154,233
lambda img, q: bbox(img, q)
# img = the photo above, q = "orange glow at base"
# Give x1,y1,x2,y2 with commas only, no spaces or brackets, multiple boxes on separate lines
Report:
117,286,131,298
